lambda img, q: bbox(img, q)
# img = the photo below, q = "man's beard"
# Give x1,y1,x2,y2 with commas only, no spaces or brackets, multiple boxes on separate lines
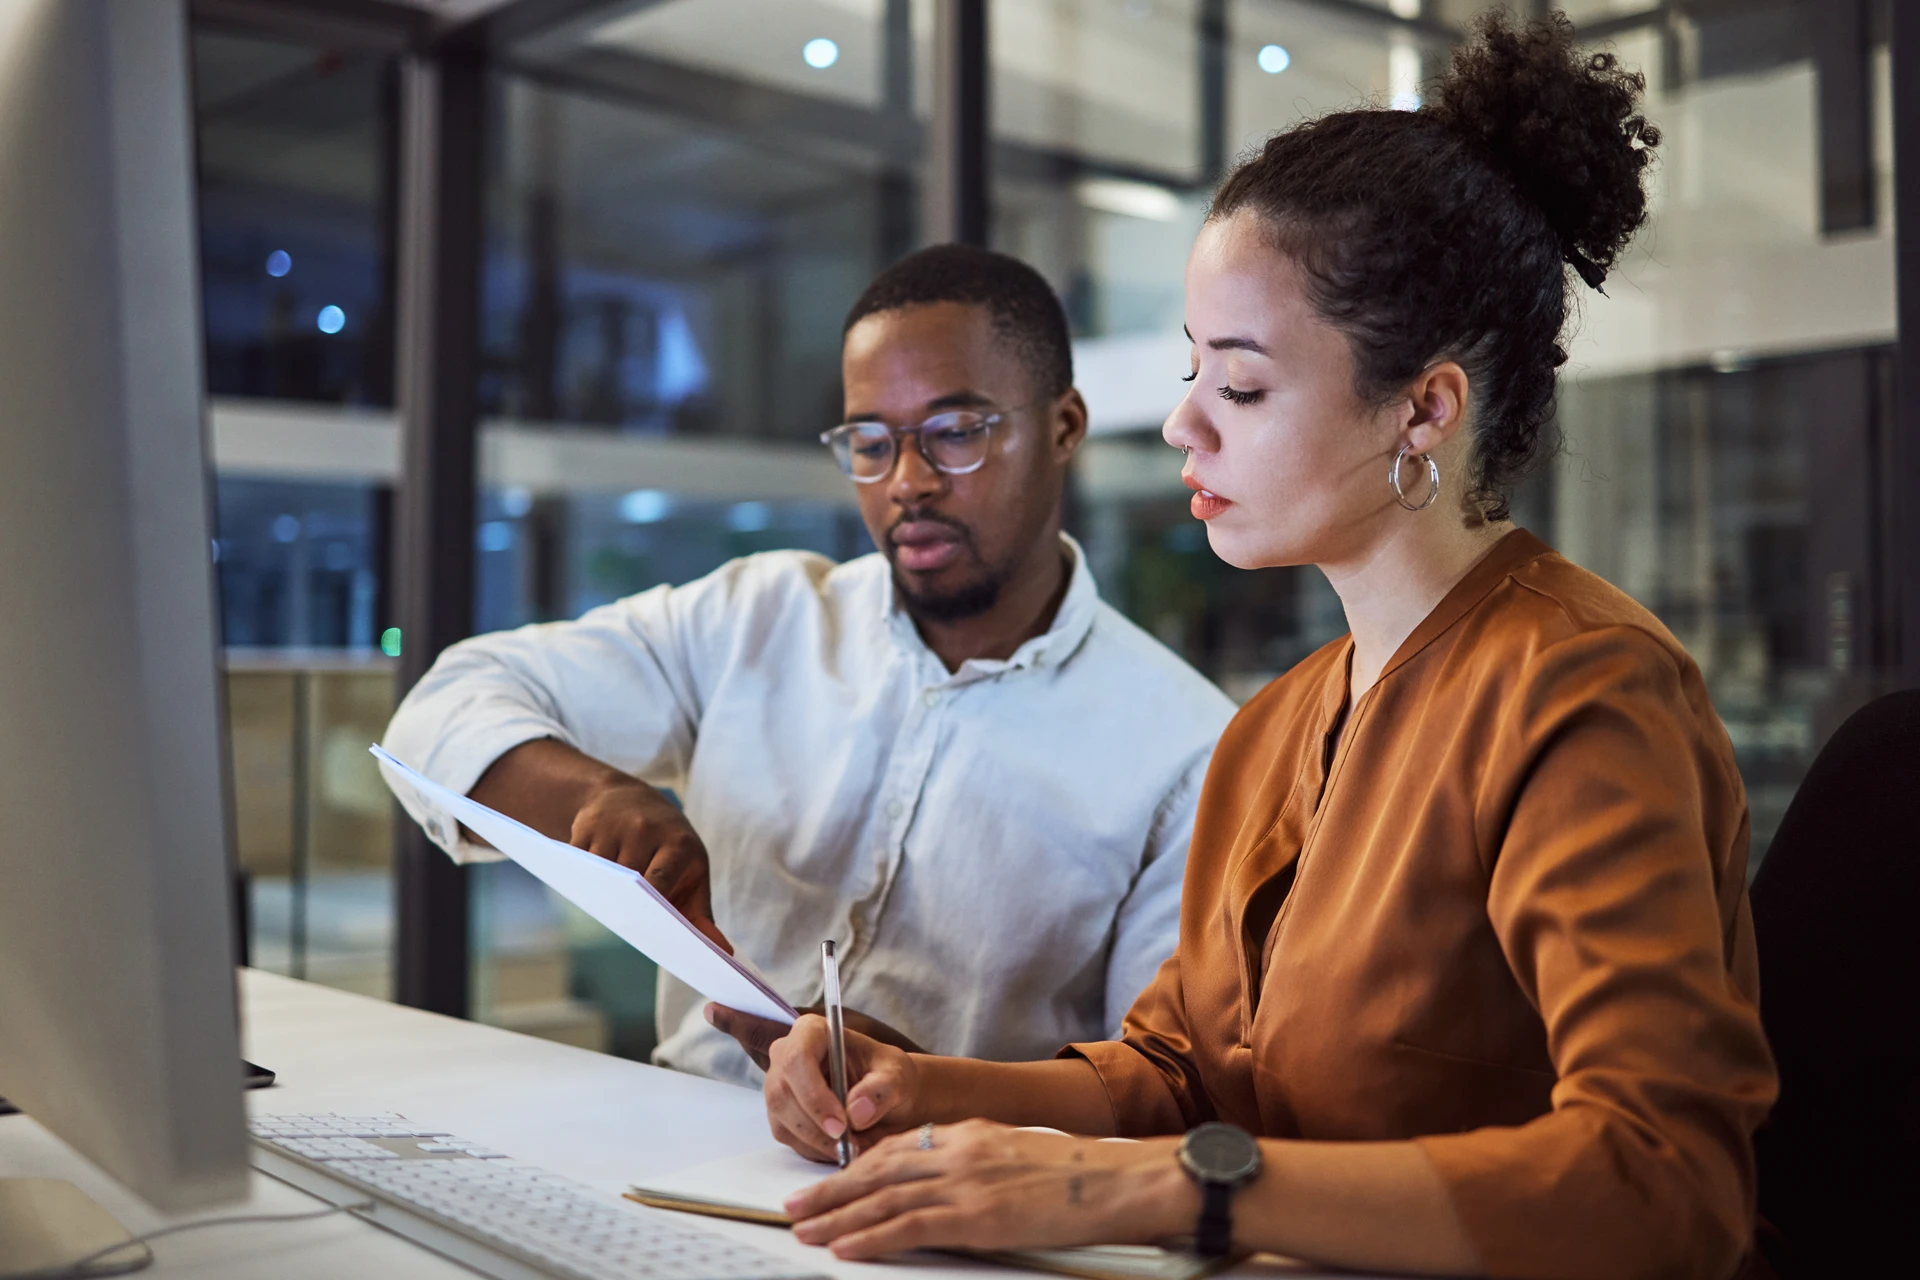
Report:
887,511,1006,623
894,568,1005,623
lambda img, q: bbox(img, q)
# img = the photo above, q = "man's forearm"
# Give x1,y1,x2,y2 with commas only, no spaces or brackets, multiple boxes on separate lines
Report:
915,1056,1116,1136
468,738,636,841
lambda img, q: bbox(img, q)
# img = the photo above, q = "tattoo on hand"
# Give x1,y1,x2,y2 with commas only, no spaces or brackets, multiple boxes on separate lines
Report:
1068,1174,1084,1207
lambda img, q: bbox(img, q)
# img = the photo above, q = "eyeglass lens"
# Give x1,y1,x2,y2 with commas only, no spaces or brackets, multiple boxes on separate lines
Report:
829,412,992,480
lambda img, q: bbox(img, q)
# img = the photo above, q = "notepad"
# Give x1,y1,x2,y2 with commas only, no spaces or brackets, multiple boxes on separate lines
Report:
372,745,796,1025
627,1146,1251,1280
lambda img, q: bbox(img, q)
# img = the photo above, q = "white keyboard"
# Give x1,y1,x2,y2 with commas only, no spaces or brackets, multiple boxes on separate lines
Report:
249,1113,826,1280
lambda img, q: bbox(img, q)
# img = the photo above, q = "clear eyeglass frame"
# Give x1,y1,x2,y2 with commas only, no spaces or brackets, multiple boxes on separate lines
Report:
820,405,1027,483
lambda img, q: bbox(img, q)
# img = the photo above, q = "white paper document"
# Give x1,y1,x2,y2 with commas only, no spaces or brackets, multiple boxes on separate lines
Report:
371,745,796,1025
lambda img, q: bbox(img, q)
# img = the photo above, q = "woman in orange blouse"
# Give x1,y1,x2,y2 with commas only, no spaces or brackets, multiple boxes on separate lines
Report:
750,14,1777,1279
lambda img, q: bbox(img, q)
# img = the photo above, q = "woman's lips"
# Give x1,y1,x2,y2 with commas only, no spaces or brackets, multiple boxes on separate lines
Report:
1183,474,1232,521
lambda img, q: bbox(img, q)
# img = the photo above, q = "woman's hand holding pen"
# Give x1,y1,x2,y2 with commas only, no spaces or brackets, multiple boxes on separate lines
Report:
764,1015,923,1162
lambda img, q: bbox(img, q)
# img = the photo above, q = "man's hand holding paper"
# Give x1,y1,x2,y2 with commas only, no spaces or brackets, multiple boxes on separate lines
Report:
465,737,729,952
372,745,790,1026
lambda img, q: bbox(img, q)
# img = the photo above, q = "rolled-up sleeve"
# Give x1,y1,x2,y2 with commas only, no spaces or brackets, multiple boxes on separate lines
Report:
380,572,726,863
1415,628,1777,1280
1063,947,1208,1136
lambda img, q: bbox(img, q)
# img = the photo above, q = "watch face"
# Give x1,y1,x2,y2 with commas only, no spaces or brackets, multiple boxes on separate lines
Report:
1183,1122,1261,1183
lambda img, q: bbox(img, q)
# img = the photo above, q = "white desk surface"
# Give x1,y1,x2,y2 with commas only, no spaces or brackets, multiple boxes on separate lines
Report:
0,970,1331,1279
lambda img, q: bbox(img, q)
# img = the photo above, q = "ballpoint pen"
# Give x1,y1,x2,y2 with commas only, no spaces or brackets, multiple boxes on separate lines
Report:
821,939,853,1169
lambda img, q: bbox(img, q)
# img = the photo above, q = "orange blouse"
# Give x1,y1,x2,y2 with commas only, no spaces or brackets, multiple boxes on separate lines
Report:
1069,530,1777,1280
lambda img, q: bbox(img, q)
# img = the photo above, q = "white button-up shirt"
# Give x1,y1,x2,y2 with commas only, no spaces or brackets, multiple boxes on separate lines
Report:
382,537,1234,1086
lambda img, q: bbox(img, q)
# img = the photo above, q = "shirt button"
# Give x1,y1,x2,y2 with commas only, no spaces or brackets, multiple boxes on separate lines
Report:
924,690,942,708
886,800,903,818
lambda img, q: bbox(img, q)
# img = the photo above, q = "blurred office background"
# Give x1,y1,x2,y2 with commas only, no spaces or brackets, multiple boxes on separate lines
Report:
197,0,1910,1062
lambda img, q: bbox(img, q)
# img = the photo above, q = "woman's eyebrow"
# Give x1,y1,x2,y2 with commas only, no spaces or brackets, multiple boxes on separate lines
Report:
1183,326,1270,356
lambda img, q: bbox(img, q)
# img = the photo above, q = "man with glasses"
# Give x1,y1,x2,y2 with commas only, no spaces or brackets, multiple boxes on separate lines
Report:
382,245,1234,1085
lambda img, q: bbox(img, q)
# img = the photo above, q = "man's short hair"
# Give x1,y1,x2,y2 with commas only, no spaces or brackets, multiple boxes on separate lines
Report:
843,244,1073,399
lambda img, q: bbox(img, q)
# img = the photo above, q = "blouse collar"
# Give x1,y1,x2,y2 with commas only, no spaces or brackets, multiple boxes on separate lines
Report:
1374,527,1554,687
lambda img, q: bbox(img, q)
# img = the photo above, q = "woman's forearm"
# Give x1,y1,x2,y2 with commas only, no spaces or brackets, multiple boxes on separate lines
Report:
1222,1139,1480,1274
911,1055,1116,1136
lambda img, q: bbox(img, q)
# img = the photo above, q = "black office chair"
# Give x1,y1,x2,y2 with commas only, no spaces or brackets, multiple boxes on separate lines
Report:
1750,690,1920,1276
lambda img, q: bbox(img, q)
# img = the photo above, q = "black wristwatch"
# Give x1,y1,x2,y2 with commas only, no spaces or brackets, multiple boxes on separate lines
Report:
1177,1122,1261,1257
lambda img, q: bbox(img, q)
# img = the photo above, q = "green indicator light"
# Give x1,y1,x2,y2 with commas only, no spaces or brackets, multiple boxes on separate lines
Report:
380,627,402,657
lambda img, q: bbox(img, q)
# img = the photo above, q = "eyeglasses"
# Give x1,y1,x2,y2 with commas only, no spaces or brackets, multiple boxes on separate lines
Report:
820,404,1031,484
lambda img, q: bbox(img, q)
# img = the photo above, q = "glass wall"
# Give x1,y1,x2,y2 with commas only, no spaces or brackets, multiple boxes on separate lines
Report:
193,20,402,1002
1541,1,1900,864
194,28,395,406
489,0,924,439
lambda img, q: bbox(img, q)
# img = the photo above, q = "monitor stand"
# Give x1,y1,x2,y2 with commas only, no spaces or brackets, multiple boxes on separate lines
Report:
0,1059,274,1274
0,1178,148,1277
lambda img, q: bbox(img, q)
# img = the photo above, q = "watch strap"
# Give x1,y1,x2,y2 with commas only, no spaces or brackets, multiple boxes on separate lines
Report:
1196,1180,1234,1257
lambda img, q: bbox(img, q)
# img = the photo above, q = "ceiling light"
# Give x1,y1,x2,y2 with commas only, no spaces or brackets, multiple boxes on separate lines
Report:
316,305,346,334
1076,178,1185,222
1389,43,1421,111
803,38,839,69
619,490,670,524
1257,44,1290,74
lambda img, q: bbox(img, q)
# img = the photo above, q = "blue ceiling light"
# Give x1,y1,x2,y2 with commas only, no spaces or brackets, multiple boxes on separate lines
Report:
1257,44,1291,74
316,305,345,334
619,489,671,524
265,249,292,277
803,37,839,69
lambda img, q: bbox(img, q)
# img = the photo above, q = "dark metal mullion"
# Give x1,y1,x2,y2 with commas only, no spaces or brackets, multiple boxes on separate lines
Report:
926,0,988,246
1894,1,1920,686
877,0,917,265
1896,5,1920,684
392,33,486,1016
1199,0,1228,184
1814,0,1876,235
290,670,310,981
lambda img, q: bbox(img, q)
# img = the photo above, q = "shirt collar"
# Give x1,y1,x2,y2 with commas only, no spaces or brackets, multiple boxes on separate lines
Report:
883,533,1100,681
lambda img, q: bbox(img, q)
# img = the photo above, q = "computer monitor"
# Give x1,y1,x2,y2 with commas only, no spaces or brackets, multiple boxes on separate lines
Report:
0,0,247,1218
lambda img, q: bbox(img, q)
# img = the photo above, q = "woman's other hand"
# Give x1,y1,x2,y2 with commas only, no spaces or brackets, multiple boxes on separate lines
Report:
764,1015,923,1162
783,1122,1193,1258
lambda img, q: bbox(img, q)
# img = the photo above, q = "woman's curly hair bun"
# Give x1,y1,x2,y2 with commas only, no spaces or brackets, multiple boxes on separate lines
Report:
1209,8,1661,520
1427,11,1660,292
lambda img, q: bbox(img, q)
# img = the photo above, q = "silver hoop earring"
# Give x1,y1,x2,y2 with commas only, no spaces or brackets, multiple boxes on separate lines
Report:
1389,443,1440,512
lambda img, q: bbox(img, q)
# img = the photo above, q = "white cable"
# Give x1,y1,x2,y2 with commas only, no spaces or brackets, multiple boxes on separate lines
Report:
44,1199,375,1279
